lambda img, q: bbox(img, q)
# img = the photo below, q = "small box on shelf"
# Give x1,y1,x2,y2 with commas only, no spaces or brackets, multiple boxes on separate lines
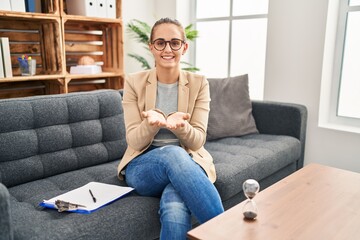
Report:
70,65,102,74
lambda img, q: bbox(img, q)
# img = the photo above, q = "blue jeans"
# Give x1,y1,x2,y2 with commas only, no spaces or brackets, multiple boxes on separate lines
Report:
125,145,224,240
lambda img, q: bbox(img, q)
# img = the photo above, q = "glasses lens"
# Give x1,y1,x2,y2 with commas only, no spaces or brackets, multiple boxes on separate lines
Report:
170,39,182,50
154,39,166,51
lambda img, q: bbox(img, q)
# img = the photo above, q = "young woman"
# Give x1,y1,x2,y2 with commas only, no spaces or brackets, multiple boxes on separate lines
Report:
117,18,224,239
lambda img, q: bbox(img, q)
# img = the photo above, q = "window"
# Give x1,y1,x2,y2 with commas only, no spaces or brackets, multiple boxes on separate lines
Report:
194,0,269,100
337,1,360,119
319,0,360,133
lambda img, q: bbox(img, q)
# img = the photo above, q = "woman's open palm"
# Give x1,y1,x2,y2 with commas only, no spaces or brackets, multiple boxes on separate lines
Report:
142,110,167,127
166,112,191,129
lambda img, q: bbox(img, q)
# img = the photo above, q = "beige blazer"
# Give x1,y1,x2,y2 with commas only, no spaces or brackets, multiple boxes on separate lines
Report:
117,69,216,183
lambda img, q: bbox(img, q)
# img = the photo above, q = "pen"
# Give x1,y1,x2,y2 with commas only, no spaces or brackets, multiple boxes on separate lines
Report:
89,189,96,203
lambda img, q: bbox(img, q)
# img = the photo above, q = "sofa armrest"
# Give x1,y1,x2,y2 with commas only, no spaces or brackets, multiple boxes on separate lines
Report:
251,101,308,169
0,183,13,240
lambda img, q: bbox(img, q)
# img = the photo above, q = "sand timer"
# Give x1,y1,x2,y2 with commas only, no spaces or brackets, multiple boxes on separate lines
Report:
242,179,260,220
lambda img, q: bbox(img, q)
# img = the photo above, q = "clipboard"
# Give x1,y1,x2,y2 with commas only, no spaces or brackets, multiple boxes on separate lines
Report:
40,182,134,214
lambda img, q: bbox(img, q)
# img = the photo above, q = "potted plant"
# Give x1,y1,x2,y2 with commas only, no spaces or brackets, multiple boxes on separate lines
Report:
127,19,199,72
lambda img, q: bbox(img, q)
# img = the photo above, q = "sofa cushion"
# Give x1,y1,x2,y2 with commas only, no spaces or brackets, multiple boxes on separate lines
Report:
206,134,301,201
8,161,161,240
0,90,127,188
207,74,258,140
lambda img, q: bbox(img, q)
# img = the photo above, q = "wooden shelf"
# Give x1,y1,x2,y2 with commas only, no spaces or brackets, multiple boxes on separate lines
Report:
0,74,63,82
66,72,123,80
0,0,123,99
0,11,59,20
62,14,122,24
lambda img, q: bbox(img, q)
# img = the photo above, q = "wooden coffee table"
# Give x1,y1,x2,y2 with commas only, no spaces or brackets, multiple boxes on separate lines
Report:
188,163,360,240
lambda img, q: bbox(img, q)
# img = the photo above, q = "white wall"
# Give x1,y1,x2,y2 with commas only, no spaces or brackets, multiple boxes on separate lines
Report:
265,0,360,172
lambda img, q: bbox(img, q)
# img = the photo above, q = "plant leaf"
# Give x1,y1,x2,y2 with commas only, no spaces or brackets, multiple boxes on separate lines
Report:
181,67,200,72
181,61,200,72
133,19,151,35
128,53,151,69
127,20,150,44
185,24,199,41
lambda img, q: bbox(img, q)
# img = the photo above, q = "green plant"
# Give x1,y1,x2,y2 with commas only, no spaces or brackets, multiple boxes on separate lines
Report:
127,19,199,72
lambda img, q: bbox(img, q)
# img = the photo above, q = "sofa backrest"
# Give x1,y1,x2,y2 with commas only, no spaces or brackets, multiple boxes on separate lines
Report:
0,90,127,188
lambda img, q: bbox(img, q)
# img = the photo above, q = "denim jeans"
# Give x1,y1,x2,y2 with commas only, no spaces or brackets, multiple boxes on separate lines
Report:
125,145,224,240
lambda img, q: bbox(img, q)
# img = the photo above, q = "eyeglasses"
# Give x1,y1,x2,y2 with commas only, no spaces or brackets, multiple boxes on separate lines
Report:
151,38,185,51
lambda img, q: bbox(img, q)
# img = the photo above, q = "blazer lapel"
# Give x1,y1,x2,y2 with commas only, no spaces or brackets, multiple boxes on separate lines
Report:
145,69,157,111
178,71,189,113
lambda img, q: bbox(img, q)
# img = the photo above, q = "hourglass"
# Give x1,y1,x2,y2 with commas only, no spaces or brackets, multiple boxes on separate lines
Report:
242,179,260,220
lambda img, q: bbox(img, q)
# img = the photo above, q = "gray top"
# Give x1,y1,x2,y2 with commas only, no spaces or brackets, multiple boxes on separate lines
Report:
152,81,180,146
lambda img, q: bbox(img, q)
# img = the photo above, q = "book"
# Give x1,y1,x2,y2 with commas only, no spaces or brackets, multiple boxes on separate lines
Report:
0,42,4,78
0,0,11,11
40,182,134,214
10,0,26,12
97,0,107,18
66,0,97,17
25,0,41,13
106,0,116,19
0,37,13,78
34,0,41,13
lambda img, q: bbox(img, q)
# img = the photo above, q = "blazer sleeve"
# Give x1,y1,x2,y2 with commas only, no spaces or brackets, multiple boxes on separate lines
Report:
122,74,159,151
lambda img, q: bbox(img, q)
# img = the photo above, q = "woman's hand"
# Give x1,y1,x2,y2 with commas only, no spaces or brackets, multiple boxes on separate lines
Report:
142,110,167,127
166,112,191,130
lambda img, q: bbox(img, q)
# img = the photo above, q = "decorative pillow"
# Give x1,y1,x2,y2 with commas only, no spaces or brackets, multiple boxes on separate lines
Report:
207,74,258,140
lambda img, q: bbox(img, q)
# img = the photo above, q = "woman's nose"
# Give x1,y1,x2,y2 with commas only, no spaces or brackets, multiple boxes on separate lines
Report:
164,42,172,51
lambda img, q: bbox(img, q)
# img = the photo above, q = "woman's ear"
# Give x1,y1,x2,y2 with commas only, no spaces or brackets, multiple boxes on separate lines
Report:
182,42,189,55
149,42,156,56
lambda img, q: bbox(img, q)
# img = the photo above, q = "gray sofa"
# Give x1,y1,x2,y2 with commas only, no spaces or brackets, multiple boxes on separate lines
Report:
0,89,307,240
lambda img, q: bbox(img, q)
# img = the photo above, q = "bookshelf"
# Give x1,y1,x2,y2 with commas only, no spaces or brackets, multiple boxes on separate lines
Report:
0,0,124,99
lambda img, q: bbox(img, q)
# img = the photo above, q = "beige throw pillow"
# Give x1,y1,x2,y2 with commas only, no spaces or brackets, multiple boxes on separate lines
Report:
207,74,258,140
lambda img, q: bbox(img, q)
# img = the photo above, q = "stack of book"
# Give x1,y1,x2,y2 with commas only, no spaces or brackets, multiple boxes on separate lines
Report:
66,0,116,19
0,37,13,78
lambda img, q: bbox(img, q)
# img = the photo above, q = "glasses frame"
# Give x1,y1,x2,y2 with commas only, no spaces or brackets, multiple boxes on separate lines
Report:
151,38,186,51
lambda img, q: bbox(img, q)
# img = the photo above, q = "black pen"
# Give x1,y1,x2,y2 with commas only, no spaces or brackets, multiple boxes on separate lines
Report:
89,189,96,203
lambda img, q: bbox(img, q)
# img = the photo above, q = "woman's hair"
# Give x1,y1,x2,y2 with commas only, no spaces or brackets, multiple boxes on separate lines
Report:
150,17,186,43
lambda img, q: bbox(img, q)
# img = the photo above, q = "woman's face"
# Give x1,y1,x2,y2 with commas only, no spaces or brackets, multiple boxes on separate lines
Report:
149,23,188,70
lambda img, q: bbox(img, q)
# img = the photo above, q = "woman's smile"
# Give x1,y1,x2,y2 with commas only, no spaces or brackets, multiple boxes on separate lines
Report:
161,55,175,61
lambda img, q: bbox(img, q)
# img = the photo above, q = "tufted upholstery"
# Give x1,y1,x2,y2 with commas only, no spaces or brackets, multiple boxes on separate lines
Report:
0,90,127,188
207,134,300,202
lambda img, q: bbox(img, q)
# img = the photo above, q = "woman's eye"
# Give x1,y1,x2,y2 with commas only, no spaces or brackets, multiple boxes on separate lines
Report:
156,41,165,46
